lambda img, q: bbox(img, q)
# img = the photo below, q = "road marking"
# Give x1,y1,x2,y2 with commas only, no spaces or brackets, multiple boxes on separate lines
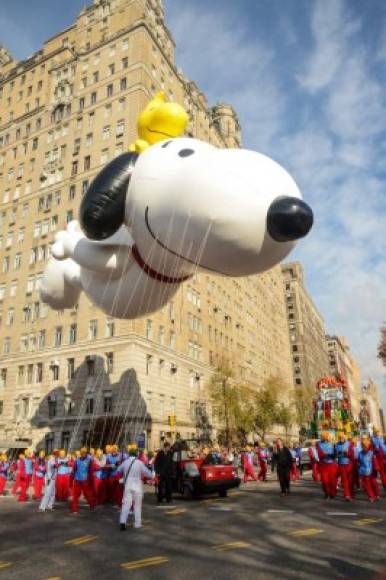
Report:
209,506,233,511
45,577,62,580
267,509,294,514
165,508,186,515
213,541,251,552
121,556,169,570
64,534,98,545
327,512,358,516
0,562,12,570
288,529,323,537
354,518,382,526
229,491,243,496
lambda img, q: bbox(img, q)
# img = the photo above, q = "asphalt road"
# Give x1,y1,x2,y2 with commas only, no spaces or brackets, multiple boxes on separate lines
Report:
1,473,386,580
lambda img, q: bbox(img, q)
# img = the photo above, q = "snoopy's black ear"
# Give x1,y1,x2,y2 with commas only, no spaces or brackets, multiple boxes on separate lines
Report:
79,152,138,240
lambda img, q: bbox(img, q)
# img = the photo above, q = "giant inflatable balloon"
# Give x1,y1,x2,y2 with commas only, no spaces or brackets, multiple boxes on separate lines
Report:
40,95,313,319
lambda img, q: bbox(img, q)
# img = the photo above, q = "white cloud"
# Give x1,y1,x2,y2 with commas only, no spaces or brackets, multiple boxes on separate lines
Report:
165,0,386,399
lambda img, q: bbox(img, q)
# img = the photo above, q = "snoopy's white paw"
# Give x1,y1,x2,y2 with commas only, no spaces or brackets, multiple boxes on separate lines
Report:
51,231,73,260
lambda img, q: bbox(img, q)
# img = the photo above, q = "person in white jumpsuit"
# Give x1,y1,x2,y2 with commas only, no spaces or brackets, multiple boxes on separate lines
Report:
117,446,152,530
39,455,58,512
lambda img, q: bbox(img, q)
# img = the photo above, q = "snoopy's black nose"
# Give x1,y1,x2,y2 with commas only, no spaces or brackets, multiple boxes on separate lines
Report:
267,196,313,242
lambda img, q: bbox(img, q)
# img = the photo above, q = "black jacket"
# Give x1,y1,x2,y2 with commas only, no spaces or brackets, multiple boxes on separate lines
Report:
154,450,173,477
273,447,293,471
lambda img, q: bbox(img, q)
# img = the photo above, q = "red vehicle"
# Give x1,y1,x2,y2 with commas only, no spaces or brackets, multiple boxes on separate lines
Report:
172,453,240,499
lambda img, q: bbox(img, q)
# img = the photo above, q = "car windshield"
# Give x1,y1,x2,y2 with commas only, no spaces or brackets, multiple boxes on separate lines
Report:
202,453,223,466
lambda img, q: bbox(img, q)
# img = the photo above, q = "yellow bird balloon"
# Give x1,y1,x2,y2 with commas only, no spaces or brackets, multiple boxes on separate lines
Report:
129,91,188,153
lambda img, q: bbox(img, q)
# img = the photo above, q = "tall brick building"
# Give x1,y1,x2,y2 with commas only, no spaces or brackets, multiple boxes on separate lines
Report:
0,0,294,451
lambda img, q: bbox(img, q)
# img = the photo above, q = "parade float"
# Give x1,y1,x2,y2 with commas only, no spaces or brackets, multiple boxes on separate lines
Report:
312,376,355,438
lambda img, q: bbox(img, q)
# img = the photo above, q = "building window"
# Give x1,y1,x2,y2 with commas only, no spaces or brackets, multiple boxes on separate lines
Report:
36,363,43,383
116,119,124,137
67,358,75,379
48,396,57,418
84,155,91,171
122,57,128,69
18,365,25,385
79,97,85,111
89,319,98,340
61,431,70,450
27,364,34,383
106,352,114,373
0,369,7,388
69,323,77,344
104,393,112,413
159,326,165,345
54,326,62,347
295,378,302,385
51,364,59,381
69,185,76,200
169,331,176,349
146,319,153,340
85,396,94,414
120,77,127,91
146,354,152,375
87,358,95,376
71,160,78,176
0,401,3,416
292,345,298,352
106,317,115,337
38,330,46,350
107,84,113,97
3,337,11,354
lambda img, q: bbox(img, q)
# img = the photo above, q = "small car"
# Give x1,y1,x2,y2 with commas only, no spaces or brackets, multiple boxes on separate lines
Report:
172,453,241,499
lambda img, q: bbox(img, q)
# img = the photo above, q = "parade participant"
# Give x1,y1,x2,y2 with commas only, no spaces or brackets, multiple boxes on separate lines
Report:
154,441,174,503
117,444,153,530
272,439,293,496
242,445,258,483
11,453,25,497
335,432,354,501
70,447,96,513
372,428,383,455
294,443,303,476
56,450,71,501
33,451,46,501
18,449,34,502
257,442,269,482
0,453,9,496
358,436,380,502
138,449,149,466
316,432,338,499
351,435,361,495
289,443,300,481
379,437,386,491
308,440,320,482
105,444,122,505
93,448,107,505
39,452,59,512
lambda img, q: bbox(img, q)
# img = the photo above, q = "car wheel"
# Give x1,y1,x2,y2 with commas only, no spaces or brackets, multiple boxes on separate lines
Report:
219,489,227,498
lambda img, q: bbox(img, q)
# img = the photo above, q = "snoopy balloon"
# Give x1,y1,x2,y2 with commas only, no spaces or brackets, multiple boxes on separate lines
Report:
40,95,313,319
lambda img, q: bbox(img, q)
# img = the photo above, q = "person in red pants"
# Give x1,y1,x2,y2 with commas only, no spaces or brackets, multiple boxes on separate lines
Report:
18,449,34,502
56,450,71,501
70,448,96,513
359,436,380,502
33,451,46,500
11,454,25,497
0,453,10,495
335,432,354,501
92,448,107,505
308,440,320,482
257,443,269,481
106,444,123,504
289,443,300,481
378,439,386,490
242,445,258,483
316,432,337,499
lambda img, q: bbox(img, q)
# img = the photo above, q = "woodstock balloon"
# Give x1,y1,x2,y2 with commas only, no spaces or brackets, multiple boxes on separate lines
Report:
40,98,313,319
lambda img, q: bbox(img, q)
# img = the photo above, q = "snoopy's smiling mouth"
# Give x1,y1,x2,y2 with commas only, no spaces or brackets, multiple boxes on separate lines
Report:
144,206,225,274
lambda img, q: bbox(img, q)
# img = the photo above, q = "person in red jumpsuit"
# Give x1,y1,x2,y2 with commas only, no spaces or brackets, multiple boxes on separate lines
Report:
56,450,71,501
335,432,354,501
92,448,107,505
11,453,24,497
0,453,10,495
257,443,269,482
289,443,300,481
242,445,258,483
316,432,337,499
359,436,380,502
33,451,46,500
18,449,34,502
378,438,386,490
106,444,123,505
70,447,96,513
308,440,320,482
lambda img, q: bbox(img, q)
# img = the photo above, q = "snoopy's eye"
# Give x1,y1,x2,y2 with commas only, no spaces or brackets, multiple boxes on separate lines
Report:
162,141,172,148
178,148,195,158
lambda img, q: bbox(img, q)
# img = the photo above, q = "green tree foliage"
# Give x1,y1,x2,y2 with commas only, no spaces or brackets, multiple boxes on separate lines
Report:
253,376,283,440
208,363,254,444
293,384,314,429
276,403,295,439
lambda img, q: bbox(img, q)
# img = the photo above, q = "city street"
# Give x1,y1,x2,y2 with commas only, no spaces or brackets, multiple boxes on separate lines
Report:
0,474,385,580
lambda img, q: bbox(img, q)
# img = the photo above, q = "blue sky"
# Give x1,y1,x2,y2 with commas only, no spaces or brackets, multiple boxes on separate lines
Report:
2,1,386,395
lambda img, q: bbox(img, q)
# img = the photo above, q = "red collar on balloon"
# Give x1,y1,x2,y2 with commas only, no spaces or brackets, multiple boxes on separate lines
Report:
131,245,191,284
